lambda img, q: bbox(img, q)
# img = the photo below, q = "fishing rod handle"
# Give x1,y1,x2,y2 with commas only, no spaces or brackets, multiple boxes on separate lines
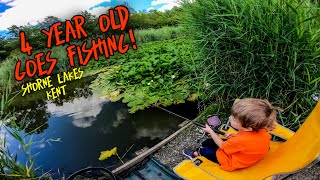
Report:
193,122,225,135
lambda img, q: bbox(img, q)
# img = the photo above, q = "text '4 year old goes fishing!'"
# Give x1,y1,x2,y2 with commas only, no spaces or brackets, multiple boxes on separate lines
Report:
14,6,137,81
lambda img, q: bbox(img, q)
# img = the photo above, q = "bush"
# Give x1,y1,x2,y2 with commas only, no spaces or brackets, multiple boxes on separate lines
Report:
0,43,84,91
0,55,21,90
180,0,320,129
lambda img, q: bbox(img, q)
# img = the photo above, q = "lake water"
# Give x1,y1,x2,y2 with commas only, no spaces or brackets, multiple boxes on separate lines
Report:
3,76,198,178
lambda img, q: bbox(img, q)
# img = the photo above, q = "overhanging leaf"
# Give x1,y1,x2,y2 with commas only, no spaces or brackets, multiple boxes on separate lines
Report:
99,147,117,161
187,94,198,101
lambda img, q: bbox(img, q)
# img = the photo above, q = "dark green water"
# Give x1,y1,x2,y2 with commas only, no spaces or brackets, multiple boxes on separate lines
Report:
4,76,198,178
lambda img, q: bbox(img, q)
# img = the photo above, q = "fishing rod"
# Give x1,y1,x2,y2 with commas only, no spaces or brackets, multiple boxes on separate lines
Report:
116,90,227,136
193,121,225,135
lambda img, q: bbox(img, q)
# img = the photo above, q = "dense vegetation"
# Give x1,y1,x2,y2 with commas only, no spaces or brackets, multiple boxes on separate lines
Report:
180,0,320,129
128,7,181,29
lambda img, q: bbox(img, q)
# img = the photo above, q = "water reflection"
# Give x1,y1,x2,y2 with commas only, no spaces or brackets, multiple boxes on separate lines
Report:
47,95,108,128
50,84,93,107
7,77,96,134
132,111,180,140
5,76,198,177
12,98,50,134
113,109,129,128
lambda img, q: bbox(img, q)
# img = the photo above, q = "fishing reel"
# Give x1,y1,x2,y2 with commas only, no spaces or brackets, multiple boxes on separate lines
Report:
67,167,116,180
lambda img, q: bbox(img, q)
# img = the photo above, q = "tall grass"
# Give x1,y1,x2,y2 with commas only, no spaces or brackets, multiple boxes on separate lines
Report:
130,26,186,44
180,0,320,129
0,81,41,178
0,55,20,91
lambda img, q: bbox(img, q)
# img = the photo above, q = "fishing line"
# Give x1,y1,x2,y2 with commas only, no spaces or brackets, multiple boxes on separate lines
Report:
152,104,191,121
113,89,194,122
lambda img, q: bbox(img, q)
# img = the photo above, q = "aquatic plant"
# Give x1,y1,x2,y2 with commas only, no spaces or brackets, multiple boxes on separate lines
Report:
99,147,118,161
0,82,38,178
99,144,134,165
90,38,201,113
0,78,58,178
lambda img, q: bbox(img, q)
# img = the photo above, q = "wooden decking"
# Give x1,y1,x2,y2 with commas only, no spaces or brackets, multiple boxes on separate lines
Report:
112,120,192,174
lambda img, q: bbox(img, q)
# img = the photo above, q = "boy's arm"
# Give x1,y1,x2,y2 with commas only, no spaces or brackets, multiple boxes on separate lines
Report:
209,131,224,147
203,124,224,147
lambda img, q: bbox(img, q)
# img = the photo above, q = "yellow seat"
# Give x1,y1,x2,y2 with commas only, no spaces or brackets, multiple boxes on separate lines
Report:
174,101,320,180
270,122,295,140
218,122,294,140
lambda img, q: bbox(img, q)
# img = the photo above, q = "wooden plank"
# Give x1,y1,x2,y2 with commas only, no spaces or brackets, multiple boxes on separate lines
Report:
112,120,192,174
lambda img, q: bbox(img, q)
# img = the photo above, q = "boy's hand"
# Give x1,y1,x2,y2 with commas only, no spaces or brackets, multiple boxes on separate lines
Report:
202,124,214,134
224,133,235,139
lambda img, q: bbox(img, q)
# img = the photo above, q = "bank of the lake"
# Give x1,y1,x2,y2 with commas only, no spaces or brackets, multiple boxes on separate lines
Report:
152,125,320,180
4,76,199,178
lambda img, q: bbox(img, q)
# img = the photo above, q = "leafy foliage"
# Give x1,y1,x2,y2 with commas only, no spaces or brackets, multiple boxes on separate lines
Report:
0,36,13,61
90,38,201,113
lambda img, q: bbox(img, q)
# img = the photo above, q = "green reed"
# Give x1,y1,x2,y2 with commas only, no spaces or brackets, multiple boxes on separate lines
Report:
179,0,320,129
0,81,41,179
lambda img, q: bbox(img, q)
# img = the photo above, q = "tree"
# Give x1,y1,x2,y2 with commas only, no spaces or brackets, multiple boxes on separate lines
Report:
79,11,100,37
7,22,48,51
123,1,137,14
0,35,10,60
127,7,182,29
38,16,61,31
7,25,21,37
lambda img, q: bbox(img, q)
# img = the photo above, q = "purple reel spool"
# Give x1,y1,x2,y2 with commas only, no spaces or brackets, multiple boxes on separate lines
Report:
207,116,221,127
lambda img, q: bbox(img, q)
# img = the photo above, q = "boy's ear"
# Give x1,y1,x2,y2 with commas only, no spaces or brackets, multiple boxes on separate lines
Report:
246,127,253,131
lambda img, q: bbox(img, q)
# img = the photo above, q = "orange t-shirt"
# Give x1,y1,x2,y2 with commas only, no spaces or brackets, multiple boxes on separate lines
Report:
216,129,271,171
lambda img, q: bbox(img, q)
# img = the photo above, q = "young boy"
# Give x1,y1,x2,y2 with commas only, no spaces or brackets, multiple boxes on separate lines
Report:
183,98,277,171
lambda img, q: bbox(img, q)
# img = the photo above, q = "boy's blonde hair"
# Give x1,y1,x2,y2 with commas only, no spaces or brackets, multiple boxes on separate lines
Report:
230,98,276,131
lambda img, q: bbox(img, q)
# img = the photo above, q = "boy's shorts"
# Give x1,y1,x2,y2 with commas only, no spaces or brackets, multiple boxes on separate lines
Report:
196,138,220,164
